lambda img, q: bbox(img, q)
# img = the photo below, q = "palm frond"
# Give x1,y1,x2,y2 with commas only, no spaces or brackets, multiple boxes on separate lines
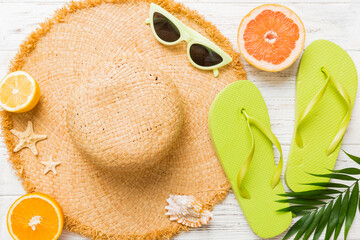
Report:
293,211,316,240
293,211,312,216
325,195,342,240
301,182,349,188
345,182,359,239
280,151,360,240
279,189,340,198
343,150,360,165
334,191,350,240
276,198,326,205
308,173,357,181
302,206,325,240
276,206,317,214
332,168,360,175
313,201,333,240
283,214,311,240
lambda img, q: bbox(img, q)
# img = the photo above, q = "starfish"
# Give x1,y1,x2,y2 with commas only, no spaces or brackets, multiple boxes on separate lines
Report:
11,121,47,155
41,155,61,175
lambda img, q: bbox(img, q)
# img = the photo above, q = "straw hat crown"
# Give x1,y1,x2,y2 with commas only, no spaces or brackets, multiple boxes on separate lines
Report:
66,57,184,170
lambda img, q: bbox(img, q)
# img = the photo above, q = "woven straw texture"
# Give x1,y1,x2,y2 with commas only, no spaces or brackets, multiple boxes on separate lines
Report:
1,0,246,239
66,57,185,170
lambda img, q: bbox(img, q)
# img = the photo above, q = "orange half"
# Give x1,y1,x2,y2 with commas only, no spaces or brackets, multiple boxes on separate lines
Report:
237,4,305,72
7,193,64,240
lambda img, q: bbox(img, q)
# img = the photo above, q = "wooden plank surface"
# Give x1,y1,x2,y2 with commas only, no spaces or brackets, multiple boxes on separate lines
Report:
0,0,360,239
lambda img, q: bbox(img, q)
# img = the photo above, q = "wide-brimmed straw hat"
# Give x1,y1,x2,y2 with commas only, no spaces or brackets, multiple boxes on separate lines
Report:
2,0,246,239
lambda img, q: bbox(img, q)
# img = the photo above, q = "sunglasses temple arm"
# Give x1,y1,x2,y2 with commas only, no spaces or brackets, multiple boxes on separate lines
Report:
213,69,219,77
145,18,150,24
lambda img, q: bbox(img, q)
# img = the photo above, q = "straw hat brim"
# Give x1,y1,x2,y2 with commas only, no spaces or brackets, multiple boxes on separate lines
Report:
1,0,246,239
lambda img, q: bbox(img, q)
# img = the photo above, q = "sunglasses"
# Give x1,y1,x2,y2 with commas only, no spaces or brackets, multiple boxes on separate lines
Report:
145,3,232,77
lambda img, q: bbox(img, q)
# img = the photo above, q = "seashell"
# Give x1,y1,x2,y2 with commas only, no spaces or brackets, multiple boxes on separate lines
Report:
165,195,212,227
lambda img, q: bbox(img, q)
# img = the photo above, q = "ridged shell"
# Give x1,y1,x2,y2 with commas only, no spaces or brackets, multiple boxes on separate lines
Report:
165,195,212,227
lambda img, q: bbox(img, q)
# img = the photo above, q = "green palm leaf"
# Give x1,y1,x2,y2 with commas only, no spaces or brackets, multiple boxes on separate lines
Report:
334,190,350,240
280,152,360,240
343,150,360,165
294,211,316,240
279,189,340,198
359,189,360,212
332,168,360,175
303,206,326,240
313,201,334,240
309,173,357,181
283,213,311,240
325,194,342,240
277,206,317,214
276,198,325,205
345,182,359,239
293,211,312,216
302,182,349,188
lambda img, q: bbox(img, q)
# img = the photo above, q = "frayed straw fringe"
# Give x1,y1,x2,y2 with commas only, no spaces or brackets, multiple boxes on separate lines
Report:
9,0,245,78
2,0,242,239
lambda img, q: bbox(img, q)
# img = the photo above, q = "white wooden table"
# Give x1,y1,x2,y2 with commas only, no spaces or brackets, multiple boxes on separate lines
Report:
0,0,360,239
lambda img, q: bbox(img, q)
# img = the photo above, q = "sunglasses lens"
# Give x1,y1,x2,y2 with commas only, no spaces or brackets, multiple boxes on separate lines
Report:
153,12,180,43
189,44,223,67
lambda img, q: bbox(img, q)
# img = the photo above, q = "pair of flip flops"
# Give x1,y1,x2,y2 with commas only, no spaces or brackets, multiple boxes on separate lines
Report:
208,40,358,238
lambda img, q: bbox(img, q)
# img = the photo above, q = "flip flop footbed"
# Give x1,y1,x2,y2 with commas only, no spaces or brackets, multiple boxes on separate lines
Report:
209,80,292,238
286,40,358,192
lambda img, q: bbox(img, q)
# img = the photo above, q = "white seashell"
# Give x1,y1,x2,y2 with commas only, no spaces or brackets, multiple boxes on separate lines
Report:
165,195,212,227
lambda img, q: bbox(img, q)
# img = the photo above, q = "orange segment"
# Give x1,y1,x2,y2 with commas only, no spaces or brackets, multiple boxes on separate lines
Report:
238,4,305,72
7,193,64,240
0,71,41,113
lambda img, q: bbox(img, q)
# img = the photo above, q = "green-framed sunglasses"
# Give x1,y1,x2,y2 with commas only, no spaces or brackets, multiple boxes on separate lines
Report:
145,3,232,77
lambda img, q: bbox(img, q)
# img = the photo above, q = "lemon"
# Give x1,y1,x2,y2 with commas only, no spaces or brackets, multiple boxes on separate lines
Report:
0,71,41,113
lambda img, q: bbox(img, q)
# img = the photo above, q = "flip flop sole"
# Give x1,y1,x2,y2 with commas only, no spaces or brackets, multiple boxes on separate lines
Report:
286,40,358,192
209,80,292,238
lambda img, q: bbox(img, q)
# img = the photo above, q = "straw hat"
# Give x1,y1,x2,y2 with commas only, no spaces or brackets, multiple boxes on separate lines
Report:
2,0,246,239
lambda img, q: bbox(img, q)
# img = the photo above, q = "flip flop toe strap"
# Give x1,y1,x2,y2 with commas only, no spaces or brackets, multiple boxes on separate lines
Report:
237,109,284,199
295,67,352,155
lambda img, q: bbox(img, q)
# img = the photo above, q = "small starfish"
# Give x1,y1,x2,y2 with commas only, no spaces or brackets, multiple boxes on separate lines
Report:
11,121,47,156
41,155,61,175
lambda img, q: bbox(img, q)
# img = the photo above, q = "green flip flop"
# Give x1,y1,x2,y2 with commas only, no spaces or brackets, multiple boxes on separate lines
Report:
285,40,358,192
208,80,292,238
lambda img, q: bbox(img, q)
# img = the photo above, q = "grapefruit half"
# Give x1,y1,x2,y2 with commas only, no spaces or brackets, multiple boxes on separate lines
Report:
237,4,305,72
